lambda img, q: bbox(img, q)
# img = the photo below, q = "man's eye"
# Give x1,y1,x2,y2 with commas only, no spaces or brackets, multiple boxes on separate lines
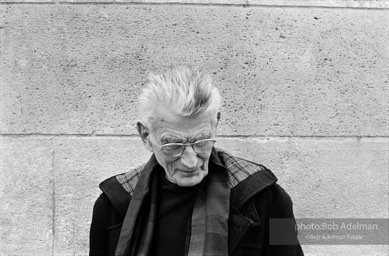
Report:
195,141,208,147
164,144,183,151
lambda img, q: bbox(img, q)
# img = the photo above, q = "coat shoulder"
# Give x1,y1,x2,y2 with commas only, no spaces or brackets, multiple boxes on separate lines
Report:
98,168,142,218
216,148,278,189
113,163,146,196
217,149,279,209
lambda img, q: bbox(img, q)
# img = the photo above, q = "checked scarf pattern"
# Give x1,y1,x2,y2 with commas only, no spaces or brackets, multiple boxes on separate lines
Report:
115,148,266,256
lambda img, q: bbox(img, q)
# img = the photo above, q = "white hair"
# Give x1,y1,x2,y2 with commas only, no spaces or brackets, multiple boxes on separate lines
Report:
138,65,222,126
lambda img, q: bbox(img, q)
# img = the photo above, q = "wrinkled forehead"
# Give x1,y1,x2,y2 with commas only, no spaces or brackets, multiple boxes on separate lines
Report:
152,106,216,127
149,110,217,140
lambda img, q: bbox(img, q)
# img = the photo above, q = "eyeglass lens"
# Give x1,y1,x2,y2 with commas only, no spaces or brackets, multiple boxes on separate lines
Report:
161,140,215,156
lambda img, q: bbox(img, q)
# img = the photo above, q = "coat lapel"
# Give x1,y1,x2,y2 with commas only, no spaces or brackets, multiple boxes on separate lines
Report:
227,164,278,254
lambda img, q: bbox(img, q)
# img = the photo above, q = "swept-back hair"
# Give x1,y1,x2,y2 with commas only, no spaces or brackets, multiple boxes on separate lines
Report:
138,65,221,126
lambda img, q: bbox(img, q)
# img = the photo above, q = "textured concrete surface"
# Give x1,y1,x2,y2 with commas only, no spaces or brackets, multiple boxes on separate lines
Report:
53,137,149,255
1,1,388,8
1,5,388,136
0,137,54,255
0,1,388,256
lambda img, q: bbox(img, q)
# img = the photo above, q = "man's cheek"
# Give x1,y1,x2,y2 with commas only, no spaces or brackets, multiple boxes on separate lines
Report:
202,159,209,170
167,162,176,175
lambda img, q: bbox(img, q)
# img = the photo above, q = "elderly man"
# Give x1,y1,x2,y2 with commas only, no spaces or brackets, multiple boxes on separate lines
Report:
90,66,304,256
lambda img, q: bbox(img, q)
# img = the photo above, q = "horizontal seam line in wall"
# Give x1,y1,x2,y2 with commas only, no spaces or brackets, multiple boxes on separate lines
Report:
0,2,388,10
0,134,388,139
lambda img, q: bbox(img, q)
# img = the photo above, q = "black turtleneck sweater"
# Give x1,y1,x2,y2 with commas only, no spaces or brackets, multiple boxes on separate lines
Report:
149,167,200,256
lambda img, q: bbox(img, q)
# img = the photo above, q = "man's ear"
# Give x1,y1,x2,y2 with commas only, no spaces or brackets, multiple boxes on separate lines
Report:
137,122,153,152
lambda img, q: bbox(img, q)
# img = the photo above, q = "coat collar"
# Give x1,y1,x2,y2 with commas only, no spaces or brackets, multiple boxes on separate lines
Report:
100,148,278,217
210,148,278,254
100,148,278,253
211,148,278,210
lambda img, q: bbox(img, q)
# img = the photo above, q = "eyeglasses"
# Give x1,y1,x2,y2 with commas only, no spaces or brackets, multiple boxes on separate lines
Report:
157,138,217,157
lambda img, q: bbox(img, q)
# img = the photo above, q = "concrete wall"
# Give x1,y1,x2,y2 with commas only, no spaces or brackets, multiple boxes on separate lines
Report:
0,0,388,255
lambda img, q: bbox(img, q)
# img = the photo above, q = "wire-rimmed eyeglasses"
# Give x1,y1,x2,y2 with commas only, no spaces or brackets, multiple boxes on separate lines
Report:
157,138,217,157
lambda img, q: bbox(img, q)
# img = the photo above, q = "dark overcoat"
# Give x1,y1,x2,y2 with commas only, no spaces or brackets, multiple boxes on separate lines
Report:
90,149,304,256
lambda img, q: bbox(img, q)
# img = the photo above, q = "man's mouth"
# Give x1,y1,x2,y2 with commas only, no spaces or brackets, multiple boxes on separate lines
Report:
180,169,198,176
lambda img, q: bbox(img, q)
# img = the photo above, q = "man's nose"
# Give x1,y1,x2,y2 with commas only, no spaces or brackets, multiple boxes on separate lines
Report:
180,145,198,169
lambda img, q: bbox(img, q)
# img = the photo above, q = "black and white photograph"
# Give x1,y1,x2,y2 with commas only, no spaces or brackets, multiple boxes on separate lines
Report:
0,0,388,255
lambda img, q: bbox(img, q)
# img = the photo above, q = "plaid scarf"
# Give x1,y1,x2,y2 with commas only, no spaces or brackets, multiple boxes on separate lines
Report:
115,148,267,256
187,161,230,255
115,155,158,256
115,152,230,256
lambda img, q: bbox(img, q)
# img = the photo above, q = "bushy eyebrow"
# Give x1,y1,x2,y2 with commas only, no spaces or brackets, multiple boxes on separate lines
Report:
190,132,212,142
161,135,185,144
161,131,212,144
